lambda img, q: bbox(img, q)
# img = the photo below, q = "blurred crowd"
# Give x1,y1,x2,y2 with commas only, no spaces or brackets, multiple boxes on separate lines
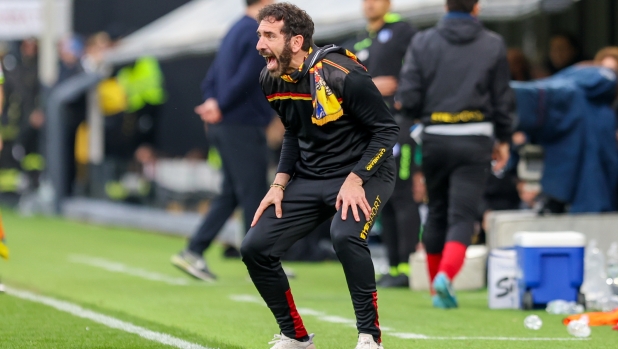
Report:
1,8,618,270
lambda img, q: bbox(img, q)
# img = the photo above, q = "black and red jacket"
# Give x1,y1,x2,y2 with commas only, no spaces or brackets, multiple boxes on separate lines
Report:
260,46,399,182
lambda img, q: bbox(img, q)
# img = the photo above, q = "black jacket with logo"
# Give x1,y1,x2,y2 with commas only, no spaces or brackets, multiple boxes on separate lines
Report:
395,15,513,142
351,17,417,80
260,48,399,182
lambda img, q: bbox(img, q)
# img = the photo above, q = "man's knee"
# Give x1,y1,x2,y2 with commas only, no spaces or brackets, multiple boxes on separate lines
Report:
240,229,269,265
330,221,361,252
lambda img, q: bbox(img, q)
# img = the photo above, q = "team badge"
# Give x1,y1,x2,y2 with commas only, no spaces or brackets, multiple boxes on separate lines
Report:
378,29,393,43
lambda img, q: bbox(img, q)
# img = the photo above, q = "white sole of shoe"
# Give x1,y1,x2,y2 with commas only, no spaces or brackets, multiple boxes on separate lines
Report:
170,255,215,282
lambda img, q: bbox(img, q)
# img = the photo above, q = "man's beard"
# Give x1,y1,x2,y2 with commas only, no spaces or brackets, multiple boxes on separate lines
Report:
269,42,294,78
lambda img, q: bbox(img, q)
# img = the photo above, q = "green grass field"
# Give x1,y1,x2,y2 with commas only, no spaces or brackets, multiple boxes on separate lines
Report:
0,210,614,348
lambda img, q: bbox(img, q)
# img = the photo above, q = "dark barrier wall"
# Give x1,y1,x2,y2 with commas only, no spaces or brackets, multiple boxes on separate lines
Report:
74,0,192,38
157,55,212,157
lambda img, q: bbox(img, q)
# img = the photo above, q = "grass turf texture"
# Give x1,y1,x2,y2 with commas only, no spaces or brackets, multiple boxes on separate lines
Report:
0,210,613,348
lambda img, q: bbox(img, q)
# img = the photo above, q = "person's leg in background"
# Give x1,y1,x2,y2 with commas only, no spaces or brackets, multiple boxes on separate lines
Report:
421,134,451,307
433,136,492,308
230,125,269,237
377,200,399,286
438,137,492,281
172,124,240,281
394,193,420,283
377,193,420,288
241,178,331,347
327,159,395,346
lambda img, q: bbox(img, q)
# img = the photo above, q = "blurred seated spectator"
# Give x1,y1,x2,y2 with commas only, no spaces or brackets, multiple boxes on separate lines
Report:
507,48,532,82
58,35,85,83
542,32,584,77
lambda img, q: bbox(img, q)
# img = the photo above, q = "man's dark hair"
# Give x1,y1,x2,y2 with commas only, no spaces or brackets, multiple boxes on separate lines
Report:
246,0,261,6
257,3,314,51
446,0,479,13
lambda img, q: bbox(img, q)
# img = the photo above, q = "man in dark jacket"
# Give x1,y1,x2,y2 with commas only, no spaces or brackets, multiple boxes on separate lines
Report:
396,0,513,308
242,3,399,348
171,0,274,281
349,0,420,288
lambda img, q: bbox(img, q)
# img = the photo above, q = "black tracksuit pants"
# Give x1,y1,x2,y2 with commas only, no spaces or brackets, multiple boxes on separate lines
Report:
241,158,396,343
381,189,420,269
188,123,268,255
421,134,492,254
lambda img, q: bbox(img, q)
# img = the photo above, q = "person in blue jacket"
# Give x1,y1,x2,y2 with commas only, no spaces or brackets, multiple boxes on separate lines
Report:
171,0,274,281
511,64,618,213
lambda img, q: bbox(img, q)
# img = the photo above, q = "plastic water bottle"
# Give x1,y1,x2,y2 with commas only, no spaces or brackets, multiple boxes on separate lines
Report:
581,240,613,309
567,315,591,338
594,295,618,312
607,242,618,295
523,315,543,330
546,300,584,315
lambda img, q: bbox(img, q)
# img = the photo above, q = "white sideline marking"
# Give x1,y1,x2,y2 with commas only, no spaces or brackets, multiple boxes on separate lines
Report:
6,287,212,349
230,295,586,342
69,255,189,286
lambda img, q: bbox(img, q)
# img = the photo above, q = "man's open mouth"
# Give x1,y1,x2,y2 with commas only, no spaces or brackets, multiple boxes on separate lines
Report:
263,55,278,70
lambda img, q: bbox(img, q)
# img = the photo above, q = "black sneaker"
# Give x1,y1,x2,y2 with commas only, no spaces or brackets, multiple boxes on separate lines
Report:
377,274,395,287
171,250,217,282
223,245,241,259
379,274,409,288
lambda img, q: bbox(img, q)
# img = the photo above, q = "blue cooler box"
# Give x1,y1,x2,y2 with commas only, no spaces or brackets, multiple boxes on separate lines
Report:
514,232,585,310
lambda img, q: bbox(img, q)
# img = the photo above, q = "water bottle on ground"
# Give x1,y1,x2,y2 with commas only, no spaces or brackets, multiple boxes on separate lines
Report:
546,300,584,315
593,295,618,312
607,242,618,295
581,240,613,309
567,315,591,338
523,315,542,330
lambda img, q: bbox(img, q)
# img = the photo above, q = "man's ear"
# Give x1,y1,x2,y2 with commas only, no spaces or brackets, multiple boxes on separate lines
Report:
291,35,304,53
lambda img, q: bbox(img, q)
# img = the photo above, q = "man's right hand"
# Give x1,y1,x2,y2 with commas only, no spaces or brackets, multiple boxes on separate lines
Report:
194,98,222,124
251,173,291,227
251,186,284,227
492,142,510,172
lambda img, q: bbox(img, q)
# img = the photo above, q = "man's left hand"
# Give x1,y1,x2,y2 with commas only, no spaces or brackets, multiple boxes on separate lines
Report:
336,173,371,222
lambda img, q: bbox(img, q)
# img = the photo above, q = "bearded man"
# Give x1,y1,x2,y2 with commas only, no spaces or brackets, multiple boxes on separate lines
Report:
241,3,399,349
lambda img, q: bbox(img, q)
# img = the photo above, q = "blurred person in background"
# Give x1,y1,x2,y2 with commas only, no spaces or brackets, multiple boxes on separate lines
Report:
0,43,14,197
81,32,112,74
593,47,618,208
171,0,275,281
0,53,4,160
477,48,532,242
396,0,513,309
511,49,618,214
14,39,44,191
507,48,531,82
58,35,85,83
0,39,44,197
594,47,618,113
542,32,583,77
349,0,419,288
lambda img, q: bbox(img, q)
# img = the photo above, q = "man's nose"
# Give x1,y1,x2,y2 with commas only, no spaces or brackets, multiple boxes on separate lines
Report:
256,37,267,51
